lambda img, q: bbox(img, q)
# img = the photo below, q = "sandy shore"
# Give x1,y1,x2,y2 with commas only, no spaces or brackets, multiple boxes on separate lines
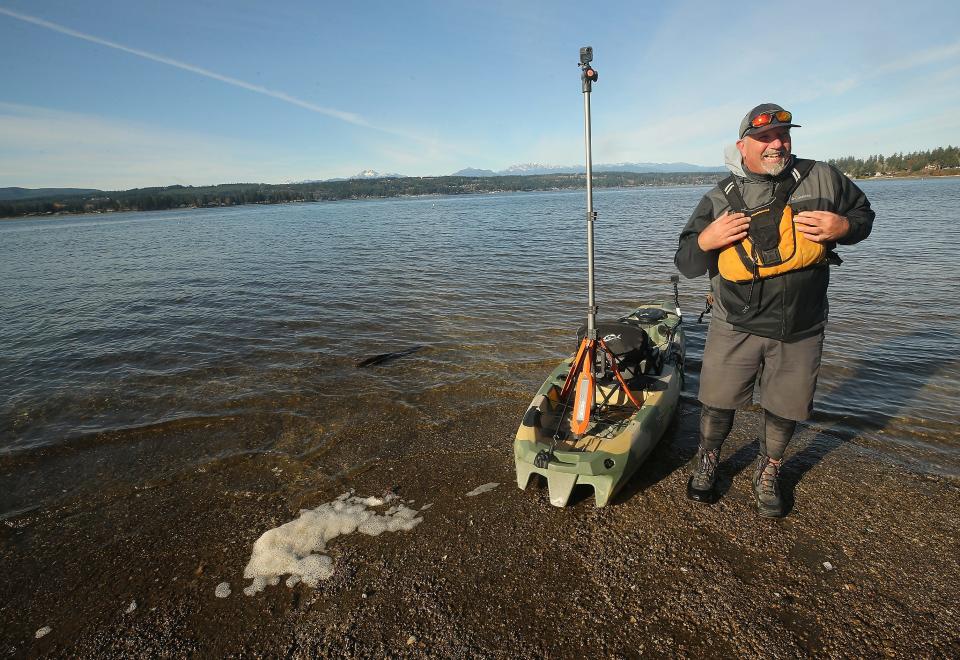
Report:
2,396,958,658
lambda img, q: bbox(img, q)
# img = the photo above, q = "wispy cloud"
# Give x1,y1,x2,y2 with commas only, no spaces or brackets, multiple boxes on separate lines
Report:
0,6,435,146
875,40,960,75
795,39,960,104
596,101,746,165
0,102,337,188
0,99,476,187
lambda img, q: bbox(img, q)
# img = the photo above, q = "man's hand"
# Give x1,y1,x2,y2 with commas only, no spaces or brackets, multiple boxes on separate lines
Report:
795,211,850,243
697,211,750,251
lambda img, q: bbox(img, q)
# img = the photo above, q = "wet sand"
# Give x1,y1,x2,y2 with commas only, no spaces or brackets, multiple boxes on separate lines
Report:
2,398,958,658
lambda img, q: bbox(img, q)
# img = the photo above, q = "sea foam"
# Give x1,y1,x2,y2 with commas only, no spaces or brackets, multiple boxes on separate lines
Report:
242,491,424,595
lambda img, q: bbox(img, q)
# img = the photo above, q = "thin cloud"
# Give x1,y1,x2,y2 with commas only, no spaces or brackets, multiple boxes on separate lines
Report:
0,103,339,188
596,101,746,165
797,39,960,104
875,40,960,75
0,6,431,145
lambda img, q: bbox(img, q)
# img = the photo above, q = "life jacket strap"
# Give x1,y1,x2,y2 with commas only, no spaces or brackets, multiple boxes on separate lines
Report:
719,159,816,214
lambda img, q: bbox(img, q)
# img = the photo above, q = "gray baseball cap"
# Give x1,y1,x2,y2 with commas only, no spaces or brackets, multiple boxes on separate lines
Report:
739,103,800,139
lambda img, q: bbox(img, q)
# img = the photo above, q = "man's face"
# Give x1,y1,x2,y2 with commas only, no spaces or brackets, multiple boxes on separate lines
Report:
737,127,792,176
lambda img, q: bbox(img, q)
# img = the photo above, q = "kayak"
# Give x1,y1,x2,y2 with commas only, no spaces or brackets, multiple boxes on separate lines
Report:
513,301,685,507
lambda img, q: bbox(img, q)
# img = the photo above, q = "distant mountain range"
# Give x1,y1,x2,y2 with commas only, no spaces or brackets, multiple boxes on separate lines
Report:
316,162,724,182
452,162,725,176
305,169,407,183
349,169,405,180
4,163,724,199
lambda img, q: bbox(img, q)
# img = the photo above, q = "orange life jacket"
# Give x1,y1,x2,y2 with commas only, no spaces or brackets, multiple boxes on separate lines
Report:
717,160,825,283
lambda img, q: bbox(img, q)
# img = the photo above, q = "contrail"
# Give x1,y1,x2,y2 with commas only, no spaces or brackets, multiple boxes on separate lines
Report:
0,6,408,137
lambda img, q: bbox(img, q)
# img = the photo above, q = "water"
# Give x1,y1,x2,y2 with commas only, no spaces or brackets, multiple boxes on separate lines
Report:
2,179,959,502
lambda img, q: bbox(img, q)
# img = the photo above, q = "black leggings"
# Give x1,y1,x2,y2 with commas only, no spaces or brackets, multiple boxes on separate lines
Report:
699,405,796,460
699,404,734,451
762,409,796,460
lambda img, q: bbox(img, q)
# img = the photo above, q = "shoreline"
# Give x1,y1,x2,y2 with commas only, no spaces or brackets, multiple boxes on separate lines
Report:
0,183,710,222
3,400,958,657
3,172,958,223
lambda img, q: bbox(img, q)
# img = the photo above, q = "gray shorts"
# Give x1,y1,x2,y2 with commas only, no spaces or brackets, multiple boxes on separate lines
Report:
698,321,824,421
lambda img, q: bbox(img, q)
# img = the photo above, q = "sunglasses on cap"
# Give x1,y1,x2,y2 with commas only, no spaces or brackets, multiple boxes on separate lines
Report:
750,110,792,128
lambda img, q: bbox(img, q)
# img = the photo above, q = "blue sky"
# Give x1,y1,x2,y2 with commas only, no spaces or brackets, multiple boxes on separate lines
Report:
2,0,959,189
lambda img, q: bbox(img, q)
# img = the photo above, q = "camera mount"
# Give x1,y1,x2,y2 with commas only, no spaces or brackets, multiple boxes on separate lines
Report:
579,46,598,93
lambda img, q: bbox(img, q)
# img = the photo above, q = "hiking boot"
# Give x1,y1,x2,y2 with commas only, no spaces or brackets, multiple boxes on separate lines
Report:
753,455,784,517
686,446,720,503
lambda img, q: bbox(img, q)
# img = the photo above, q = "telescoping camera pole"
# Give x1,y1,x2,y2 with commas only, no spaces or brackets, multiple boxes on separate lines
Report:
557,48,640,439
570,47,602,436
550,47,641,450
580,46,599,341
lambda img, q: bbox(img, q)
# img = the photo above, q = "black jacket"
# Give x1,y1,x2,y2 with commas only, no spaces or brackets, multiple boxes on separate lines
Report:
675,155,874,340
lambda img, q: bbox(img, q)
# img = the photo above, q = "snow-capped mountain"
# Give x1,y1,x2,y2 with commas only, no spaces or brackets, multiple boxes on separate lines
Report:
498,163,578,175
451,162,724,176
349,170,405,180
316,161,721,182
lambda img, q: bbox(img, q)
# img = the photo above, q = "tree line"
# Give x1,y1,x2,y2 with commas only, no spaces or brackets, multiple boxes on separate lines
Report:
0,172,724,219
4,146,957,220
827,146,959,178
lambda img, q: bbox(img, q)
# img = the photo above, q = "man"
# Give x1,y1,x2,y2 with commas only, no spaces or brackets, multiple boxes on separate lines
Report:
674,103,874,517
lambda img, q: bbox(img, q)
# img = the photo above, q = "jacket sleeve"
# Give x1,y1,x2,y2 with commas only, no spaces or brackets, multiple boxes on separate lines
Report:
674,194,717,279
830,164,875,245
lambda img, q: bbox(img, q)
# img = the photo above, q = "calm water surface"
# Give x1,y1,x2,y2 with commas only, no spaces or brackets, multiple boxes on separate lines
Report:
2,178,959,503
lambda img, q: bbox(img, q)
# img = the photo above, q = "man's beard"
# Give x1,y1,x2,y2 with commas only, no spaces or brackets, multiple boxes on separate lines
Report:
761,150,789,176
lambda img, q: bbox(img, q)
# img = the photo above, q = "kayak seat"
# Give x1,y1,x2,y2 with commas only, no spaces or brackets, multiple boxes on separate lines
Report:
577,320,657,381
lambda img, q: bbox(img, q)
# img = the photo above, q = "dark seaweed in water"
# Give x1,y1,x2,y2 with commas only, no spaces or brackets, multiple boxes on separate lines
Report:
355,345,424,368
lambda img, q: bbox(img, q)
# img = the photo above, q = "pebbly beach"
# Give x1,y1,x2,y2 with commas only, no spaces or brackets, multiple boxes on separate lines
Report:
3,396,958,658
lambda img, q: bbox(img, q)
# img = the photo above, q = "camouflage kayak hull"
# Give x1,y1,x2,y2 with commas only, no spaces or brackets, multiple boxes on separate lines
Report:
514,302,685,507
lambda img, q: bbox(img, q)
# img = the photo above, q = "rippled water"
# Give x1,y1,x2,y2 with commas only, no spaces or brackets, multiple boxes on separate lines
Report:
2,179,959,484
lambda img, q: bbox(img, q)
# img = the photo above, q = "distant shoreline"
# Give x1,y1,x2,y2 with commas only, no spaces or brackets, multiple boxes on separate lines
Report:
0,172,723,220
857,172,960,181
3,171,958,222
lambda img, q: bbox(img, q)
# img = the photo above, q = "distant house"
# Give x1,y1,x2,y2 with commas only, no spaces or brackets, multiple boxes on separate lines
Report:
924,163,941,171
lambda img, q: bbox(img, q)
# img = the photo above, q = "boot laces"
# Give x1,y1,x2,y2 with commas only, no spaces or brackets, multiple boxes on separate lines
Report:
758,457,781,493
696,448,719,477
